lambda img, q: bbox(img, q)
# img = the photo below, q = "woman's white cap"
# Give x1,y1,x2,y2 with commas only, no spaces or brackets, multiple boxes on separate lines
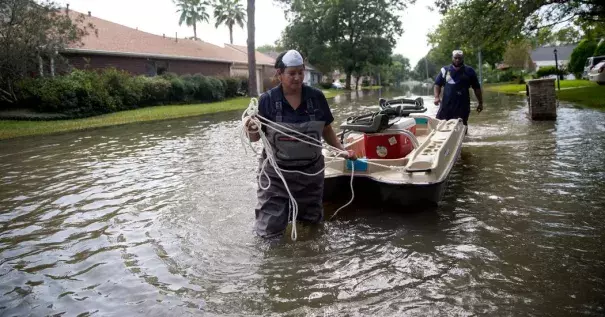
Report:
282,50,304,67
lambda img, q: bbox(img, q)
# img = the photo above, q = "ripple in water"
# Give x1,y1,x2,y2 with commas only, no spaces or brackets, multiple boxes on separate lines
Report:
1,90,604,316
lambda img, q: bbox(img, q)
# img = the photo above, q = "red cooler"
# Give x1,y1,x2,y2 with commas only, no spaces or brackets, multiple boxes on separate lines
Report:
364,118,416,159
364,133,414,159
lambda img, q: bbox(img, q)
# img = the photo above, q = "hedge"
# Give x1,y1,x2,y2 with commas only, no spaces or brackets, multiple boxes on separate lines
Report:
569,39,598,78
7,68,250,118
536,66,568,78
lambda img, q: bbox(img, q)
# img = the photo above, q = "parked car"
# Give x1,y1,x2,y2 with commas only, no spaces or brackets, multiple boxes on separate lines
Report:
583,55,605,79
587,61,605,85
331,81,344,89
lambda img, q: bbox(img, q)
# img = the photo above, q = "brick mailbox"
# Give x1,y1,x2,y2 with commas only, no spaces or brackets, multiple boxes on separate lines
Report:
526,78,557,120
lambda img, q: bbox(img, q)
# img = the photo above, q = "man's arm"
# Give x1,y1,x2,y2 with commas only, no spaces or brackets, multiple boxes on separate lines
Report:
433,68,444,105
470,70,483,112
434,85,442,105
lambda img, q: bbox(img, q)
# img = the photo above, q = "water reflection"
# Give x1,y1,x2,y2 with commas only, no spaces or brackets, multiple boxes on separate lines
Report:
1,85,604,316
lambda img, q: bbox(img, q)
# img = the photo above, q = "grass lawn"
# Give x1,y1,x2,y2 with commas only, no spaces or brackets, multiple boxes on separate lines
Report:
484,79,597,94
321,89,345,99
360,86,383,90
557,86,605,108
1,89,350,140
0,97,252,140
484,80,604,109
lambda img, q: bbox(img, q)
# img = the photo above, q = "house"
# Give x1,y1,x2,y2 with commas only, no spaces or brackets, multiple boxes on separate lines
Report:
303,63,322,86
224,44,278,94
530,44,577,71
60,9,276,95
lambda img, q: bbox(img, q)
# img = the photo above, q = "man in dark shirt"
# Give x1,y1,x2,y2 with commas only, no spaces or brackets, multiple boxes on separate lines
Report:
433,50,484,127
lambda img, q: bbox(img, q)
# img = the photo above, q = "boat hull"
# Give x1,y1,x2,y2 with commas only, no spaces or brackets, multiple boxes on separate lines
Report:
323,175,449,207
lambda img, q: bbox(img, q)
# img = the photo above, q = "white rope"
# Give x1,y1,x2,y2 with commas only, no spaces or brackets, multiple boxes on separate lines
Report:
240,97,405,240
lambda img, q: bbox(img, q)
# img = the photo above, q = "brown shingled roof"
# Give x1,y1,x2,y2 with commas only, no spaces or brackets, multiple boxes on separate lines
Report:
225,44,275,66
63,9,264,65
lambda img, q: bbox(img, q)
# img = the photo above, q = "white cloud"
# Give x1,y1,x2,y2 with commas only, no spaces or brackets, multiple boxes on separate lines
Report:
58,0,440,67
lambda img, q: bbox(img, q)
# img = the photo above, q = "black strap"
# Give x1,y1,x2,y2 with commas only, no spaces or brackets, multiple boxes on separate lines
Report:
306,99,316,121
267,89,283,123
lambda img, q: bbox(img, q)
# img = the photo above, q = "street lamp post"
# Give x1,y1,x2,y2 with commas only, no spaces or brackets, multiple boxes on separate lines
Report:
553,48,560,91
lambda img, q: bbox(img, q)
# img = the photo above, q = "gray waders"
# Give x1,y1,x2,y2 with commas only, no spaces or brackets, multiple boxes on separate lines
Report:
254,97,326,238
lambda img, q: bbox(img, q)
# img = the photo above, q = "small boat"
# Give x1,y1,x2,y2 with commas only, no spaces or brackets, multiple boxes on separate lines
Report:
323,96,466,206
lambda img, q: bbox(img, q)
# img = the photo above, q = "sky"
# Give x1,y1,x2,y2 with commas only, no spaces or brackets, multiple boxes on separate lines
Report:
56,0,442,67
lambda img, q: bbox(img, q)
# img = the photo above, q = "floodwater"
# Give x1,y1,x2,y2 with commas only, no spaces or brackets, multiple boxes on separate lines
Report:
1,86,604,316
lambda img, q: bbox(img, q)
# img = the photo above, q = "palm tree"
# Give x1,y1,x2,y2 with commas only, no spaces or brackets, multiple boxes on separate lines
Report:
213,0,246,45
174,0,210,40
247,0,257,97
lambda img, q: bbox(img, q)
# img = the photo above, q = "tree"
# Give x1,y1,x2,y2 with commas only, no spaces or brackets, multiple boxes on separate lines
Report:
257,44,277,54
213,0,246,44
575,20,605,40
246,0,257,96
595,41,605,56
412,56,438,81
528,26,582,47
503,40,533,70
431,0,605,45
391,54,412,84
426,6,506,68
568,38,598,76
279,20,337,75
0,0,94,104
277,0,410,89
174,0,210,40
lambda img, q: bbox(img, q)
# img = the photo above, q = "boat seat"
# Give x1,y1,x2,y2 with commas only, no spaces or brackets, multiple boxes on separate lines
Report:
340,114,389,133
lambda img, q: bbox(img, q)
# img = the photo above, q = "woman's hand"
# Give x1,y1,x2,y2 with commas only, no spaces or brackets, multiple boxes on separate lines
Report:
244,116,259,133
339,149,357,160
244,116,260,142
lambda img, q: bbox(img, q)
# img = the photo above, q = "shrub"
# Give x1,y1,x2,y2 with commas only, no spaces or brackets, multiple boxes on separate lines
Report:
206,76,226,101
100,68,143,109
223,77,241,98
236,76,249,96
594,41,605,57
319,82,333,89
569,39,598,75
536,66,567,78
11,69,244,118
136,76,171,106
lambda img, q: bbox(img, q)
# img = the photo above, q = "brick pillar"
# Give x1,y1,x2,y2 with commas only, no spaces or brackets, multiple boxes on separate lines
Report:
526,78,557,120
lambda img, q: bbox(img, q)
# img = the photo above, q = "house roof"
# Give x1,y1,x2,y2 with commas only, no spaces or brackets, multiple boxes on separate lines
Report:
225,44,275,66
531,44,577,62
62,9,270,65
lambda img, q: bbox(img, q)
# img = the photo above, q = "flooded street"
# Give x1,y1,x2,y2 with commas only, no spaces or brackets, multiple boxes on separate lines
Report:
1,87,604,316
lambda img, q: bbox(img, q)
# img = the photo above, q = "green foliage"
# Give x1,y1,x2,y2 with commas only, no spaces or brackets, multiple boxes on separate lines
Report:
482,67,526,84
278,0,410,89
318,82,333,89
432,0,605,40
223,77,242,98
527,26,582,48
426,6,506,70
174,0,210,39
503,40,533,70
412,56,439,81
569,39,598,75
594,41,605,56
11,69,245,118
536,66,568,78
0,0,95,104
213,0,246,44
